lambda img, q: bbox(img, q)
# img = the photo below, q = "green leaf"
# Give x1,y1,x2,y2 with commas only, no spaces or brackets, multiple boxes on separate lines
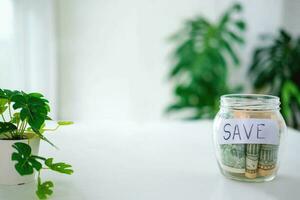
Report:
36,177,54,200
57,121,74,126
11,142,43,175
234,20,246,30
12,93,49,131
36,123,46,134
0,98,8,106
219,12,230,28
11,92,56,147
10,113,20,124
281,81,300,126
248,29,300,128
221,40,240,65
166,3,245,120
45,116,52,120
232,3,242,12
45,104,51,112
224,31,244,44
0,89,21,101
28,93,44,98
279,29,291,41
0,105,7,115
45,158,74,175
0,122,17,134
0,98,8,115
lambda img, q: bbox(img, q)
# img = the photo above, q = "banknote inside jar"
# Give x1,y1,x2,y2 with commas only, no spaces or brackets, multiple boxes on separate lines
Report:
219,110,283,180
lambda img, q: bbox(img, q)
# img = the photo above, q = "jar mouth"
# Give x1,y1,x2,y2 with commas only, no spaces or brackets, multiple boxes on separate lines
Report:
221,94,280,110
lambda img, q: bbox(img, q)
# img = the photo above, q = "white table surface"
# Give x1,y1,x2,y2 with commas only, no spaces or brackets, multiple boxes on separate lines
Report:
0,120,299,200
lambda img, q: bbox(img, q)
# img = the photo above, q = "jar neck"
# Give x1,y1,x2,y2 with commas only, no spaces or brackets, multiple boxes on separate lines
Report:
220,94,280,111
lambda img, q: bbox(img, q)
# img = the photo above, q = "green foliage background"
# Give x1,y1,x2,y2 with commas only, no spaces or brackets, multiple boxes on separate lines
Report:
167,3,246,119
167,3,300,129
249,30,300,129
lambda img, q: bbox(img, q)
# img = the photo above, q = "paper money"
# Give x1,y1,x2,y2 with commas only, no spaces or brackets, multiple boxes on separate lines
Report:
220,144,246,174
245,144,261,179
258,144,278,176
219,110,280,179
234,110,279,178
219,110,246,174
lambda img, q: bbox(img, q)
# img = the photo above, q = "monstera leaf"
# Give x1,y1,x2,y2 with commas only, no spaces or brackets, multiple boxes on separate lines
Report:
0,89,20,101
11,142,43,175
11,93,49,131
11,93,55,146
36,177,54,199
0,122,17,134
45,158,73,175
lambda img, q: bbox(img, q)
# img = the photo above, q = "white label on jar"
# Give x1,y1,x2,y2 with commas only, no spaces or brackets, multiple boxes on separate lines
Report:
218,119,279,145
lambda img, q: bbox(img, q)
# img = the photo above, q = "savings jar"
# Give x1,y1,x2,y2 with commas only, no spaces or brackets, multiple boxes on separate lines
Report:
213,94,286,182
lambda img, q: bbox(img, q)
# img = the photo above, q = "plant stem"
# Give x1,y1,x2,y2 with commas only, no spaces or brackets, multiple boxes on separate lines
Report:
24,131,35,134
1,114,5,122
38,170,41,182
17,120,23,135
32,155,47,161
8,102,12,120
2,133,11,139
20,121,27,138
16,119,20,131
9,131,15,139
43,125,60,132
18,120,26,138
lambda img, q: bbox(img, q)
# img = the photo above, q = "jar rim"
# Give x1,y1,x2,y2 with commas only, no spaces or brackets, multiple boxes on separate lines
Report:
220,94,280,110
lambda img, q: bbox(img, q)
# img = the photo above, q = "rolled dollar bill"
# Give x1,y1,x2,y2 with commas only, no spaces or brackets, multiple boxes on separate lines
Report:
234,110,280,178
245,144,260,179
258,144,278,176
220,144,246,174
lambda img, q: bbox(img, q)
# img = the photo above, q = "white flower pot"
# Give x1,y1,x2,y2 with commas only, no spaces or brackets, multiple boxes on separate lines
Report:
0,137,40,185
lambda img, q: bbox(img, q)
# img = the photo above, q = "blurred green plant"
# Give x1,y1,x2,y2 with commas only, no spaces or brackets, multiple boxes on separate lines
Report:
166,3,246,119
249,30,300,129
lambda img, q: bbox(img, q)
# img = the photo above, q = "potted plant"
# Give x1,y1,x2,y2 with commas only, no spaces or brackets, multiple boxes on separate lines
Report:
166,3,246,119
249,30,300,129
0,89,73,199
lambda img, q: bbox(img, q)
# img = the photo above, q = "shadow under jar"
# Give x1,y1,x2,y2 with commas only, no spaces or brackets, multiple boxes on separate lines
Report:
213,94,287,182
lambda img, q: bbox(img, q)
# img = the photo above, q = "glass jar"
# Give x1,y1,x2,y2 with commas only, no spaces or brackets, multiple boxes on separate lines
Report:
213,94,286,182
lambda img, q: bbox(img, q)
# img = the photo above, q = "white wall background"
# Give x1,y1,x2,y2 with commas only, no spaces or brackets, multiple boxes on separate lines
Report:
56,0,215,122
0,0,57,117
282,0,300,36
56,0,287,122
